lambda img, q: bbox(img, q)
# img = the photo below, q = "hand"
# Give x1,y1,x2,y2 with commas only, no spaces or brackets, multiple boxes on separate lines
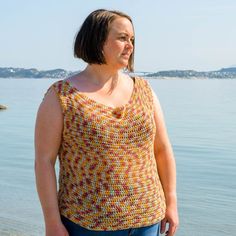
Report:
46,222,69,236
160,205,179,236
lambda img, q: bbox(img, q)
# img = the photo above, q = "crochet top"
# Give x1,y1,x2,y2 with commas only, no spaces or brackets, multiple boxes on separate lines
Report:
47,76,166,231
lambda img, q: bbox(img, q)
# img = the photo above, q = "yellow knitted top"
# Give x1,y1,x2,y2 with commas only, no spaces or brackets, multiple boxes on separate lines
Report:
47,76,166,231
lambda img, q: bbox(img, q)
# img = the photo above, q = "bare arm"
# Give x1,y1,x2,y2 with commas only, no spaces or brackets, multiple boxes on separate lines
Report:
152,89,179,236
34,86,68,235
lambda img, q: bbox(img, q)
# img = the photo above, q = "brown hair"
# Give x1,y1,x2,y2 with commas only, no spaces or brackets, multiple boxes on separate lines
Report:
74,9,135,72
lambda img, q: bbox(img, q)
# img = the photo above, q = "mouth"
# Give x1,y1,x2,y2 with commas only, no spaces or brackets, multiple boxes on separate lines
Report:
121,53,131,58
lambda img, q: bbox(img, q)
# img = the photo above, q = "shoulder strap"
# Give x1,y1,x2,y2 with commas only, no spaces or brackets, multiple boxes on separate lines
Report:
137,77,154,113
43,80,67,115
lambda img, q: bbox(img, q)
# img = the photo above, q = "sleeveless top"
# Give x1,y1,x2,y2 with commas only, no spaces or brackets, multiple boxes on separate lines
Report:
46,76,166,231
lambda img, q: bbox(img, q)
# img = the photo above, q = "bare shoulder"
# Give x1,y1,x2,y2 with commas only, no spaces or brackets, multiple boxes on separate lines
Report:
64,72,86,90
150,87,163,115
122,74,137,87
64,72,80,83
35,84,64,163
36,82,64,132
40,83,62,114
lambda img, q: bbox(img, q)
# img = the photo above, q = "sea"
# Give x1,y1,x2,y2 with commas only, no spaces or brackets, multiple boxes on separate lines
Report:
0,78,235,236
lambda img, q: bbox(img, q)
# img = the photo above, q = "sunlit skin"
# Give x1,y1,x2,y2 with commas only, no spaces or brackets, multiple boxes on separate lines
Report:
34,15,179,236
63,17,136,108
102,17,134,71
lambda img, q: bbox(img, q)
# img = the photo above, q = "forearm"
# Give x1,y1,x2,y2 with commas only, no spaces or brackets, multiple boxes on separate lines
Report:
34,159,61,226
155,145,177,207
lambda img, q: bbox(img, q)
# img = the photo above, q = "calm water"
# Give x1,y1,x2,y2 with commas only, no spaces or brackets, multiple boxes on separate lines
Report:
0,78,235,236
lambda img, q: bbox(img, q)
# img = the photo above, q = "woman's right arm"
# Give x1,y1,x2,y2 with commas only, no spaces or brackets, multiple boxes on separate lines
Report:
34,86,68,236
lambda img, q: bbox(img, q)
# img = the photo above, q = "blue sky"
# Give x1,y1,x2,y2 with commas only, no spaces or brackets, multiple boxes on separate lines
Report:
1,0,236,72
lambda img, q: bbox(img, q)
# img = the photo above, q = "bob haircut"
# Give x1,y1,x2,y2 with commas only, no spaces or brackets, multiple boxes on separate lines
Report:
74,9,135,72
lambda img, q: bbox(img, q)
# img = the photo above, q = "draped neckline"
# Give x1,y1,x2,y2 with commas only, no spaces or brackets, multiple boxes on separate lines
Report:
64,76,137,111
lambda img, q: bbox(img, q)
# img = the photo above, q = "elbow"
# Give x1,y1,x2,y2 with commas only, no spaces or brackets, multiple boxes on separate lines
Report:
154,143,175,160
34,158,39,172
34,158,41,175
155,142,170,155
34,155,55,173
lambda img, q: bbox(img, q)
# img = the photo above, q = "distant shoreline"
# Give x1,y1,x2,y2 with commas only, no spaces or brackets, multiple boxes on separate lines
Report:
0,77,235,80
0,66,236,79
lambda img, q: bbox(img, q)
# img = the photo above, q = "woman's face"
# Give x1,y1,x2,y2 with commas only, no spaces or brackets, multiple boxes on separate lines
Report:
103,17,134,70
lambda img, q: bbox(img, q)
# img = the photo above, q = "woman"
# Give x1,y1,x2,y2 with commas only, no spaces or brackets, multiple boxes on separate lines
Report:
34,9,179,236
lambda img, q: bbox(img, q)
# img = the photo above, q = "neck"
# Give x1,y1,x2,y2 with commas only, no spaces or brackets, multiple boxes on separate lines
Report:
82,64,124,86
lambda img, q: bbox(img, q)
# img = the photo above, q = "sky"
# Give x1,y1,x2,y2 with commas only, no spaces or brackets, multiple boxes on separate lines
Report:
1,0,236,73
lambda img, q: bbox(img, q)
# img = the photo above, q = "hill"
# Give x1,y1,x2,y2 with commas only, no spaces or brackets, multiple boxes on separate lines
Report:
0,67,236,79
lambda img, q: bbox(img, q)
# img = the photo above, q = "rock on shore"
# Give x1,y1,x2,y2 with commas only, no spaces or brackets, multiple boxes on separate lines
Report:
0,104,7,109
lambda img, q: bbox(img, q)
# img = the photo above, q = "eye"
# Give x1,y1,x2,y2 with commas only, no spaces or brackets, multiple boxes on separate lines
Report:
119,36,127,41
119,36,134,45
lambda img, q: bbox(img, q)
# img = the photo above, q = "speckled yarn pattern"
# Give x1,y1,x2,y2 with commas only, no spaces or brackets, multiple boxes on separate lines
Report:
45,76,166,231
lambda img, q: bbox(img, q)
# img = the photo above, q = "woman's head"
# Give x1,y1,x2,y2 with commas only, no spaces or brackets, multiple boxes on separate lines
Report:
74,9,135,72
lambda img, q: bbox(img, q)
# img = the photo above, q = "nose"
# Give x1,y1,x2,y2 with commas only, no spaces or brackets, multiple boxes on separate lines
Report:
126,39,133,51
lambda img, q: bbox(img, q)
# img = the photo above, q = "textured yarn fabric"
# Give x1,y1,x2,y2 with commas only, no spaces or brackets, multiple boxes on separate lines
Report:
46,76,166,231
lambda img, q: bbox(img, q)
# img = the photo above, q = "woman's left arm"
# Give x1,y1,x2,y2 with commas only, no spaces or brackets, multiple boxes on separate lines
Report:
151,89,179,236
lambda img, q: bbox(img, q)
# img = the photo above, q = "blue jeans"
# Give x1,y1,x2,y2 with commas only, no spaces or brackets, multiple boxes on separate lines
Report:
61,215,160,236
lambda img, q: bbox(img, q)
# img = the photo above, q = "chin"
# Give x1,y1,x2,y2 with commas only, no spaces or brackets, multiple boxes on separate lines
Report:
119,60,129,67
112,60,128,70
